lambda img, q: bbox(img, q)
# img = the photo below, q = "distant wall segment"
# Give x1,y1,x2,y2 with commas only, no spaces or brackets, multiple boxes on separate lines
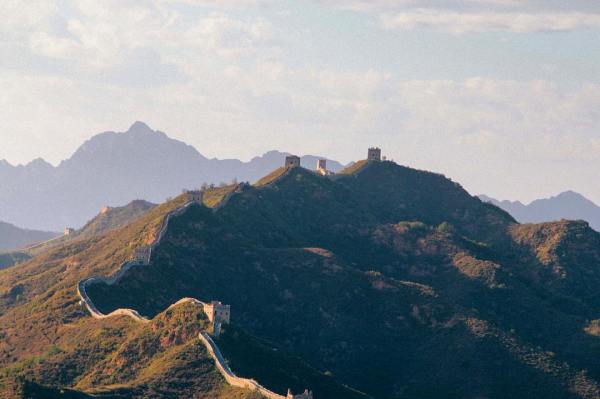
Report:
75,195,312,398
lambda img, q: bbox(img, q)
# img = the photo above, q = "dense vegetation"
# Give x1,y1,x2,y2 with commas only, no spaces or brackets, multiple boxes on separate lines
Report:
3,161,600,398
216,325,370,399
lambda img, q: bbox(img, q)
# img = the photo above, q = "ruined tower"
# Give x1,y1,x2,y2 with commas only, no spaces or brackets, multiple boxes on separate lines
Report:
285,155,301,168
316,159,327,175
287,389,313,399
367,147,381,161
203,301,231,336
185,190,203,204
134,246,151,265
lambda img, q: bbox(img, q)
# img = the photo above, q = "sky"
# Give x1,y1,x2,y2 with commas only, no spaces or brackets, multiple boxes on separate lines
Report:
1,0,600,203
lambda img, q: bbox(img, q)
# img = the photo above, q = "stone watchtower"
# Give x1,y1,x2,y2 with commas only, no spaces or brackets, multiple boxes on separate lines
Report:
285,155,301,168
134,246,151,265
287,389,313,399
316,159,327,175
367,147,381,161
203,301,231,336
64,227,75,236
185,190,203,204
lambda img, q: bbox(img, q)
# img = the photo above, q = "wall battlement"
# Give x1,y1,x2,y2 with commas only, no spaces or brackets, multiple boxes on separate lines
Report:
367,147,381,161
76,186,314,399
285,155,301,168
184,190,204,204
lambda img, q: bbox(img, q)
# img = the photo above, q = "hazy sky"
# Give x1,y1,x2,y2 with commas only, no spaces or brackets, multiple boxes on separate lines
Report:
2,0,600,203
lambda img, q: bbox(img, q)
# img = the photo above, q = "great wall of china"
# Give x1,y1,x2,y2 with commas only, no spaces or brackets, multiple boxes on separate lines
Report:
76,151,385,398
76,188,312,399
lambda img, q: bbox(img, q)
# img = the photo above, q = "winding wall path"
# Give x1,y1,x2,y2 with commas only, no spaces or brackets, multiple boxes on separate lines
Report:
75,195,291,399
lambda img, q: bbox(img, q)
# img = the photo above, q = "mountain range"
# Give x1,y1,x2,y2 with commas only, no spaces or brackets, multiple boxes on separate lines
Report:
3,121,598,237
3,160,600,398
0,222,58,252
0,122,345,232
479,191,600,232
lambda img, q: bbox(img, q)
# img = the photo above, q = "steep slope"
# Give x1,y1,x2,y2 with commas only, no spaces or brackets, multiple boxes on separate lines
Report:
75,200,156,240
0,188,358,398
480,191,600,231
82,163,600,399
4,161,600,398
19,200,157,259
0,252,31,271
0,221,59,252
0,122,346,231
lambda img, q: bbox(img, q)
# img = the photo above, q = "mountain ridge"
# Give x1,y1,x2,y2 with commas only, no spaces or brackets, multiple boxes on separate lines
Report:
0,221,59,252
0,122,347,231
3,161,600,398
480,191,600,231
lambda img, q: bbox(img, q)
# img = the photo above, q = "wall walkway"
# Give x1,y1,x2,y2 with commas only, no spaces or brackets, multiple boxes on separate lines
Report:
75,195,295,399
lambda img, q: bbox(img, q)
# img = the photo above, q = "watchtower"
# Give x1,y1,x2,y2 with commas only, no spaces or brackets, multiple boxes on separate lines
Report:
285,155,301,168
134,246,151,265
203,301,231,336
64,227,75,236
316,159,327,175
185,190,203,204
287,389,313,399
367,147,381,161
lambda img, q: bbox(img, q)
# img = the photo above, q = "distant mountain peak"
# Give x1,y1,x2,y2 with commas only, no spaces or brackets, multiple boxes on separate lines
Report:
26,157,53,168
127,121,154,134
480,191,600,231
555,190,586,200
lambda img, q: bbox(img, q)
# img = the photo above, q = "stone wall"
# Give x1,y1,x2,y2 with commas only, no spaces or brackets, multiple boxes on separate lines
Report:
75,190,312,399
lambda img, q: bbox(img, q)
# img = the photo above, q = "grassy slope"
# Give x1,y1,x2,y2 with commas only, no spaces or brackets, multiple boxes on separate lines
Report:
202,184,238,208
1,302,259,399
253,167,288,187
0,194,221,397
84,164,600,398
0,187,359,398
0,252,31,271
4,162,600,398
20,200,157,258
76,200,156,240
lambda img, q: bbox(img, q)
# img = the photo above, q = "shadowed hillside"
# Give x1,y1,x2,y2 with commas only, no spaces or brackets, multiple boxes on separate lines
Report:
83,163,600,398
0,122,347,231
3,161,600,398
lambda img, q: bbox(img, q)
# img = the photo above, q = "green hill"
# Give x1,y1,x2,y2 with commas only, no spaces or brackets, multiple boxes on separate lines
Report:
19,200,156,258
3,161,600,398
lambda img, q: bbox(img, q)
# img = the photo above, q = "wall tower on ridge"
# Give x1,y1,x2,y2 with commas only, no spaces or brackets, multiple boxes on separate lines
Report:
287,389,313,399
316,159,328,175
367,147,381,161
285,155,301,168
185,190,204,204
134,246,151,265
203,301,231,336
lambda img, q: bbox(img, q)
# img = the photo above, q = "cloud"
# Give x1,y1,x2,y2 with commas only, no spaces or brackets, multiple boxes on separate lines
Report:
380,10,600,33
19,0,276,71
2,0,600,203
321,0,600,33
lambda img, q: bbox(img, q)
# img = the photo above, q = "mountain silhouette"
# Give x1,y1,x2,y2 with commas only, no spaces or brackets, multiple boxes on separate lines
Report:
0,221,58,252
0,122,345,231
479,191,600,231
